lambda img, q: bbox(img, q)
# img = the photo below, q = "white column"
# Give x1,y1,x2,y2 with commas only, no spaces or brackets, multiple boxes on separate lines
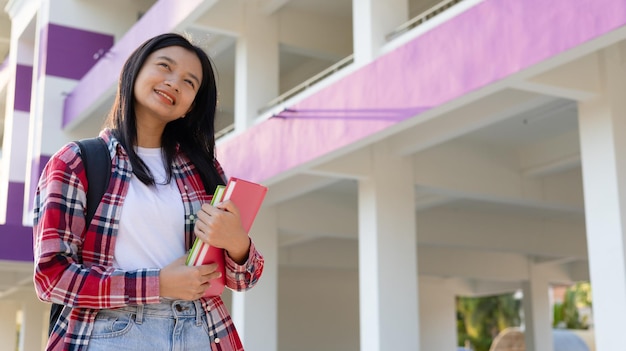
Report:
418,277,456,351
234,1,279,131
17,291,48,351
352,0,408,65
358,142,419,351
521,263,553,351
23,0,127,226
1,1,37,225
577,43,626,351
232,205,278,351
0,301,19,351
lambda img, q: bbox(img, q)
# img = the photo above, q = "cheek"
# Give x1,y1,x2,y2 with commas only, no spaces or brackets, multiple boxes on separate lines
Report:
182,93,198,111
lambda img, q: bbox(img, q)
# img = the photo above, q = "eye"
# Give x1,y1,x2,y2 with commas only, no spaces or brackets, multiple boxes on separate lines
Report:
184,79,196,89
157,62,170,69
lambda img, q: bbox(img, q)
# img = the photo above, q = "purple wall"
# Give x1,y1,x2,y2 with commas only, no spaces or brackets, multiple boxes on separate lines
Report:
0,156,49,262
5,182,25,226
0,225,33,262
43,23,114,80
0,182,32,262
27,154,50,213
14,65,32,112
217,0,626,183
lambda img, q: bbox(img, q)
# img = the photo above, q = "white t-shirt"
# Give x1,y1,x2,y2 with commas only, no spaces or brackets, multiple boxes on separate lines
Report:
113,147,185,270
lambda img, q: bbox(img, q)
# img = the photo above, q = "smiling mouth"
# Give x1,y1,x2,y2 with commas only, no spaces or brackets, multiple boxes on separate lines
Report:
155,90,175,105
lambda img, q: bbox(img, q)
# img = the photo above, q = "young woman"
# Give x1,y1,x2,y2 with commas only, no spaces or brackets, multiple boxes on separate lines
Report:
33,33,264,350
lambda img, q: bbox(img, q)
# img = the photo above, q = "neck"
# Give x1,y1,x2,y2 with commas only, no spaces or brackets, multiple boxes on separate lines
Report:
136,134,162,148
135,122,165,148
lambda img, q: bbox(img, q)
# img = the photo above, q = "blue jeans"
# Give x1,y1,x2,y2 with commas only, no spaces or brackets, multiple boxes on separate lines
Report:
87,300,212,351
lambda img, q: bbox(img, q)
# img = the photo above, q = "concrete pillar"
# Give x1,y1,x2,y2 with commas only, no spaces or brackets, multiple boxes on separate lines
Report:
1,1,37,226
577,43,626,351
232,205,278,351
418,277,457,351
352,0,408,65
358,142,419,351
17,290,48,351
521,263,553,351
22,0,119,227
0,301,19,351
234,1,279,131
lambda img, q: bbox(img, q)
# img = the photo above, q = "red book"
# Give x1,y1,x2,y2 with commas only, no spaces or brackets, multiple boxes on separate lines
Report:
186,177,268,296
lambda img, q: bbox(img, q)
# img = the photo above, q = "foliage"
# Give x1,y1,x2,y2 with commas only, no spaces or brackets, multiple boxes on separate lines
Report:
552,282,592,330
456,293,522,351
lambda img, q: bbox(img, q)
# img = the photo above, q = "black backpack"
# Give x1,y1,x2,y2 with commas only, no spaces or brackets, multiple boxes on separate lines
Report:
48,137,111,336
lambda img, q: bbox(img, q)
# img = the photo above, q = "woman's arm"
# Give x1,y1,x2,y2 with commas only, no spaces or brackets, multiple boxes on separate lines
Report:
33,144,161,308
224,240,264,291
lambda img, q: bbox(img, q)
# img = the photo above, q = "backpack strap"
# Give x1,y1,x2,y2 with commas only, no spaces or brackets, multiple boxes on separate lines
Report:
48,137,111,337
76,137,111,225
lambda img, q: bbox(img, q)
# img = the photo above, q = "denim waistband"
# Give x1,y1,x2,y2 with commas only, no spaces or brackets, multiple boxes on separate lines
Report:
114,299,204,325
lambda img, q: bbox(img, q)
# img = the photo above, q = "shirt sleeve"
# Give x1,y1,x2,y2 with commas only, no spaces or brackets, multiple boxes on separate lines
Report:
224,240,264,291
33,144,161,309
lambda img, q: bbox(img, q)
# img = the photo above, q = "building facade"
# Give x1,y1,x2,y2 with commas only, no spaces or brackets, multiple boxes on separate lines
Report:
0,0,625,350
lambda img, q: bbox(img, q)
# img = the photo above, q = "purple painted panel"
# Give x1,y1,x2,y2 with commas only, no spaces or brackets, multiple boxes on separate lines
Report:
5,182,25,225
28,155,51,212
63,0,206,127
0,224,33,262
14,65,32,112
217,0,626,183
44,23,114,80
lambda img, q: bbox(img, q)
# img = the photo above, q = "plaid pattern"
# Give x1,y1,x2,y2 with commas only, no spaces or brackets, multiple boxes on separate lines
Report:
33,129,264,350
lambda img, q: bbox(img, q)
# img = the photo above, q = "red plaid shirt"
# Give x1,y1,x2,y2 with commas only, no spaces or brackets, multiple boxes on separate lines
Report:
33,129,263,350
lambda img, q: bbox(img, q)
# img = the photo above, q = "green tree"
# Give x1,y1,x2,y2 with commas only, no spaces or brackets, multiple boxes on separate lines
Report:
457,293,521,351
553,282,592,329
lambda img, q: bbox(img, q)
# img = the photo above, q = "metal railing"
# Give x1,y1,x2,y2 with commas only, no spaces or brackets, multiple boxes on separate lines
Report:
216,0,466,139
386,0,465,41
215,123,234,140
257,54,355,115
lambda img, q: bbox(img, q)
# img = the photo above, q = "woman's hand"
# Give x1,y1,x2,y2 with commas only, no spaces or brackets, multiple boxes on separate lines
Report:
193,200,251,264
159,255,221,300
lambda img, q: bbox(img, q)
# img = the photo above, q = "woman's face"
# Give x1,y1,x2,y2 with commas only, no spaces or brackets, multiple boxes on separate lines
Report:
133,46,203,129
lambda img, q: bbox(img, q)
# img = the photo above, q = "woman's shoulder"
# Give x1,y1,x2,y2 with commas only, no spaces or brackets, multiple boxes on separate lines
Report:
49,142,82,167
38,142,86,188
49,130,120,169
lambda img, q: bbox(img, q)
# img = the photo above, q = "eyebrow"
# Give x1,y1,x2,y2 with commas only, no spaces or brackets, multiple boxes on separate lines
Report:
156,55,201,86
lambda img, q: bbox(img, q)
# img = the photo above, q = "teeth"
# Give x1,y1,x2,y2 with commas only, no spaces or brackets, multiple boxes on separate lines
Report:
155,90,174,104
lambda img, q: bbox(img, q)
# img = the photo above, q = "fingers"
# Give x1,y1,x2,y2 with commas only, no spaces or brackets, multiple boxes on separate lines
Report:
199,201,240,221
197,262,219,275
194,202,237,245
215,200,240,216
160,257,223,301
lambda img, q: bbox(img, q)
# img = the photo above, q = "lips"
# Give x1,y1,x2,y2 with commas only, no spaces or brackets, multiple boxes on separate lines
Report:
155,89,176,105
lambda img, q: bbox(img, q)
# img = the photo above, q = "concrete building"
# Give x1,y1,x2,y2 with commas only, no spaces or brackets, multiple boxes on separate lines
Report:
0,0,625,350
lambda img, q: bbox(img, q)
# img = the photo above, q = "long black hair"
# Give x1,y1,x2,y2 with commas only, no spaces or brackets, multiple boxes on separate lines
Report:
105,33,224,193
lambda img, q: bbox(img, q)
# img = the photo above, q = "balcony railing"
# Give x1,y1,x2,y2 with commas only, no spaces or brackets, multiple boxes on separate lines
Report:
386,0,465,41
215,0,466,139
257,54,355,116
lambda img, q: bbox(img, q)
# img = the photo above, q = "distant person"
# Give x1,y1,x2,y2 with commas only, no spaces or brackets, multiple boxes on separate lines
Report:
33,33,263,350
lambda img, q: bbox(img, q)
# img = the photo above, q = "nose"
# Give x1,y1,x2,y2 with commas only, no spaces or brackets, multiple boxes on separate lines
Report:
164,79,179,93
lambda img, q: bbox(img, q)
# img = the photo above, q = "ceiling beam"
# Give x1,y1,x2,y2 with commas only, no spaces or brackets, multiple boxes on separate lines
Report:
510,52,601,101
389,89,553,156
261,0,291,15
412,139,584,213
